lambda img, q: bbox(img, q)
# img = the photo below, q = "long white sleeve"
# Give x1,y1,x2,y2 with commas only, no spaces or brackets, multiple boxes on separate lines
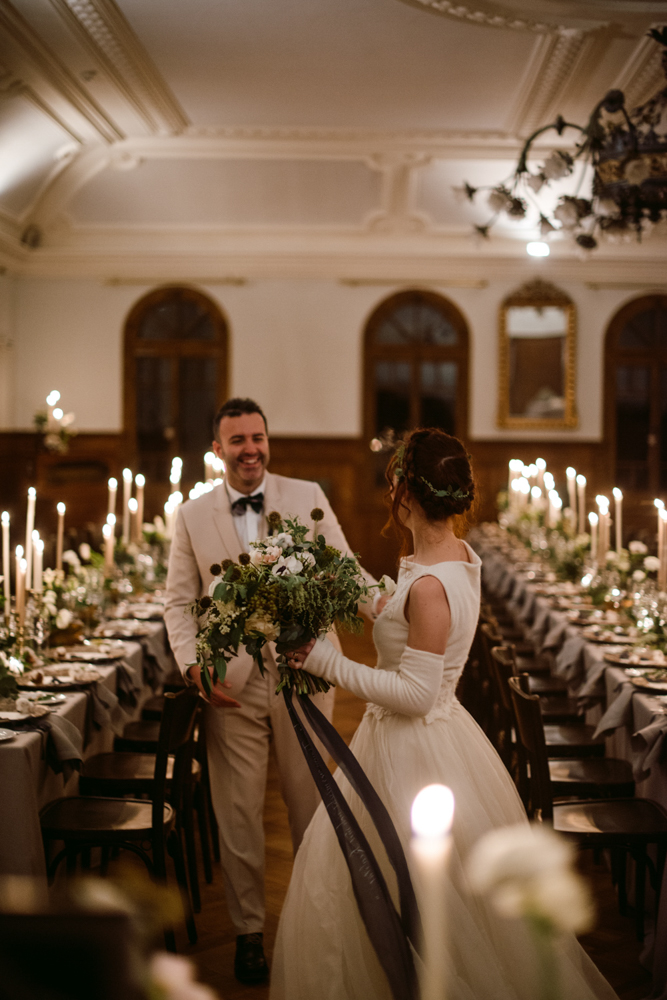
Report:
305,638,444,717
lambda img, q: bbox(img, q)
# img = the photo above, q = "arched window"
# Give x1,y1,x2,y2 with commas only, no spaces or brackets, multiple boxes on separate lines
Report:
605,295,667,493
124,286,228,486
364,289,469,441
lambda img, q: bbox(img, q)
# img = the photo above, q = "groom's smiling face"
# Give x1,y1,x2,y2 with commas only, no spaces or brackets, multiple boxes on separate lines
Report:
213,412,270,494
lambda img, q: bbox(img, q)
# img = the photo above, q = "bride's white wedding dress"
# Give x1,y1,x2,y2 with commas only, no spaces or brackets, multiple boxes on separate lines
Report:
270,546,618,1000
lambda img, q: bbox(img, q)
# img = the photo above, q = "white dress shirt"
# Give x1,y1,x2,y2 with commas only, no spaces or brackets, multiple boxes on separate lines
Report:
225,478,266,553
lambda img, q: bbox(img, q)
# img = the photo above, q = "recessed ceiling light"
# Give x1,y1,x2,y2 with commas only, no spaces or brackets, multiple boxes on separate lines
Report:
526,241,550,257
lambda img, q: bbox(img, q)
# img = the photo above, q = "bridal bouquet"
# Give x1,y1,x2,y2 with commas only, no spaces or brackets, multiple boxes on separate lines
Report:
189,510,376,696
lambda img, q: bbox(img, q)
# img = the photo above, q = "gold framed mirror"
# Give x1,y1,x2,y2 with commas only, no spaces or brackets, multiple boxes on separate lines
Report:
498,278,577,430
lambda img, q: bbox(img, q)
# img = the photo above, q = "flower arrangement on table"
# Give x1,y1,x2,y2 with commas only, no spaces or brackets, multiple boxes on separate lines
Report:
189,509,379,697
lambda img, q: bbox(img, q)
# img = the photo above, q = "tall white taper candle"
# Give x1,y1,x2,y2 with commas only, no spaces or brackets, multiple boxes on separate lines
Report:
1,511,10,619
56,502,65,572
25,487,36,590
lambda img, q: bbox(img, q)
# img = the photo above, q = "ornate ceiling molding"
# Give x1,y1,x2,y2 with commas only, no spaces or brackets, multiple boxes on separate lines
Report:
399,0,667,35
0,0,122,142
47,0,188,134
504,29,589,135
613,33,667,108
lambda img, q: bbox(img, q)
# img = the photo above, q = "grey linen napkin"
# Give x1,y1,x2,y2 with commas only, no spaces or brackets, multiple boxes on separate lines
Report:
89,683,127,737
542,619,568,652
116,661,143,709
631,714,667,782
46,714,84,780
592,682,635,739
555,635,586,684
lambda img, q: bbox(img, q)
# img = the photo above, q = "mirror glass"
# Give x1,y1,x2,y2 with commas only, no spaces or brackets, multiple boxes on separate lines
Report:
498,281,577,429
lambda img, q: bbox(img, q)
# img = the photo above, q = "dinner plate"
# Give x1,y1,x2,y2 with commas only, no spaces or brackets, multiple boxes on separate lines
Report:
96,622,151,638
581,630,635,645
0,730,16,743
0,711,30,721
19,665,103,689
605,651,667,668
55,644,125,663
630,675,667,692
20,692,67,706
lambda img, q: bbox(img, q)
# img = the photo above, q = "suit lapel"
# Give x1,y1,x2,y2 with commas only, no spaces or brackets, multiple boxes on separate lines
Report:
211,483,244,559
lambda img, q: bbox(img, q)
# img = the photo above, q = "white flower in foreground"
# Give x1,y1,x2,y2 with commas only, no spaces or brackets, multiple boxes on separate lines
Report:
272,554,304,577
605,550,617,564
55,608,73,630
269,532,293,549
633,569,647,582
467,824,594,934
250,544,282,567
574,533,590,548
301,551,316,568
207,575,223,597
380,574,397,596
78,543,91,561
542,150,573,181
644,556,661,573
629,540,648,555
150,952,217,1000
62,550,80,568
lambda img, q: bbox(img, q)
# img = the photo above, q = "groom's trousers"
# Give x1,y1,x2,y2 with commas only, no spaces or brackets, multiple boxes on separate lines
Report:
204,660,336,934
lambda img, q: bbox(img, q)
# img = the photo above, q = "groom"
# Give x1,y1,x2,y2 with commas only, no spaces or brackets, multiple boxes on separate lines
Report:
165,397,373,984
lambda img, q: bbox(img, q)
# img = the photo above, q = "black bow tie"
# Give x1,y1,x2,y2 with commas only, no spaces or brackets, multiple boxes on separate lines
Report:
231,492,264,516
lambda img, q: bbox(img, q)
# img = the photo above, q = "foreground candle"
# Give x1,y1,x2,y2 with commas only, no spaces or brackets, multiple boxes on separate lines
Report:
34,537,43,593
1,511,9,619
15,546,25,625
588,512,599,566
103,522,114,574
128,497,138,543
566,467,576,512
661,508,667,591
56,502,65,572
25,487,36,590
411,784,455,1000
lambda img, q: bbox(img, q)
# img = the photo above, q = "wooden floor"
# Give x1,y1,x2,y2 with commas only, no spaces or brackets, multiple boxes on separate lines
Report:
179,627,654,1000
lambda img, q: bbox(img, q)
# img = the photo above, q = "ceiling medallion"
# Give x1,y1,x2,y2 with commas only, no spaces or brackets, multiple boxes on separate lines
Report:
399,0,667,33
456,28,667,251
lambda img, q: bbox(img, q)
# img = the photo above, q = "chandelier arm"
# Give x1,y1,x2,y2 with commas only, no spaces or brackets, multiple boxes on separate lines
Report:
516,120,586,175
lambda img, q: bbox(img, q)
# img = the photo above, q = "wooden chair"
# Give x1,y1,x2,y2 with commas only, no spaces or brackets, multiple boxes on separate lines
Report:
508,674,667,940
41,687,200,951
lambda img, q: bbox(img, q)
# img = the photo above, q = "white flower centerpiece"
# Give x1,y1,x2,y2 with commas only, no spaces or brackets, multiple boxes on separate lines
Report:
467,824,594,1000
190,510,384,696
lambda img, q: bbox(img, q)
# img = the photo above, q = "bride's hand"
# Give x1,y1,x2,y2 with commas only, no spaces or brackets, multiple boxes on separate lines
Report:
286,639,316,669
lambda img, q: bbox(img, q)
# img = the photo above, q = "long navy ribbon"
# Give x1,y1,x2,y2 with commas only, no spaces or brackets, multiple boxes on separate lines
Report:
282,688,419,1000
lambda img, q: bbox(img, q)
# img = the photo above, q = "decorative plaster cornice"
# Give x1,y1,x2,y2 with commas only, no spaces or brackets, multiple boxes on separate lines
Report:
47,0,188,134
504,29,589,135
0,0,122,142
613,34,667,109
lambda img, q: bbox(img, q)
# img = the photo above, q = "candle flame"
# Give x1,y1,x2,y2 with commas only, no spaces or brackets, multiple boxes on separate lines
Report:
566,467,576,479
576,475,586,486
108,478,117,489
122,468,133,482
102,523,112,538
613,488,622,500
588,512,599,525
32,529,39,542
128,498,138,513
135,473,145,488
28,487,36,498
655,499,665,509
1,511,8,525
535,458,546,470
411,784,455,838
107,513,116,525
16,545,23,558
57,502,66,515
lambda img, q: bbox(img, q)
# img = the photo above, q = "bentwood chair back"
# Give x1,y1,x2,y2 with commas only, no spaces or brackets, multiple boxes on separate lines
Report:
41,687,200,950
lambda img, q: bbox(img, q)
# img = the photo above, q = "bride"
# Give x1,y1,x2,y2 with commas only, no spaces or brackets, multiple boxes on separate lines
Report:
269,428,618,1000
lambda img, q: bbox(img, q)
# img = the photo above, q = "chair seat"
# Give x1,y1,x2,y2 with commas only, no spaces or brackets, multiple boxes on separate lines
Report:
538,696,584,725
527,674,568,695
549,757,635,797
80,752,202,792
554,797,667,841
141,695,165,721
114,720,161,753
41,797,174,840
544,723,606,757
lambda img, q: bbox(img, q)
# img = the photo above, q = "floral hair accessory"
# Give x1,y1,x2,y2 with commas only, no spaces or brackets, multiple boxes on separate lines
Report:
420,476,470,500
394,441,406,479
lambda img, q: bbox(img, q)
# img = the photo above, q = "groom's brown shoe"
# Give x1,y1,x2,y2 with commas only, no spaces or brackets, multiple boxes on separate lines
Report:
235,933,269,984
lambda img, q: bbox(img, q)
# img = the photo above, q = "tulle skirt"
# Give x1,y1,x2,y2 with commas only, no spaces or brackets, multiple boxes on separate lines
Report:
270,700,618,1000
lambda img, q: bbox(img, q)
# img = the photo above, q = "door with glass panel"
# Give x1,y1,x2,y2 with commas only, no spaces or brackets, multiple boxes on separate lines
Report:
365,289,469,447
606,296,667,494
124,287,228,488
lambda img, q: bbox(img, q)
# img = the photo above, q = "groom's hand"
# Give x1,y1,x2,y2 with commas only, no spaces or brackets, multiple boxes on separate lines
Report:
187,665,241,708
286,639,316,669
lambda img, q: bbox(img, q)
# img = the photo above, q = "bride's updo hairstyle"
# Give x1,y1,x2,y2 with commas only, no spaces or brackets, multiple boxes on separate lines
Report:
384,428,476,552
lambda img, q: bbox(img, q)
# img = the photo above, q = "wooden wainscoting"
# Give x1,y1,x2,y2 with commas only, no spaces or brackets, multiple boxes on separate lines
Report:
2,431,657,575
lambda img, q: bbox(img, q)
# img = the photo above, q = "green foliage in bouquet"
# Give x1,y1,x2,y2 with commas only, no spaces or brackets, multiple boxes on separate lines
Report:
189,511,374,697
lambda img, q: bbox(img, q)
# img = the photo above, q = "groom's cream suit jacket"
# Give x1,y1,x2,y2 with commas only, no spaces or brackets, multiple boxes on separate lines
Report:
164,471,356,696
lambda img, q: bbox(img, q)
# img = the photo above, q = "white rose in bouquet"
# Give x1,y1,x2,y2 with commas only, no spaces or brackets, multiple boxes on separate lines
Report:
380,574,397,596
644,556,661,573
62,550,80,569
272,555,304,577
629,541,648,555
55,608,73,630
244,613,281,642
633,569,646,582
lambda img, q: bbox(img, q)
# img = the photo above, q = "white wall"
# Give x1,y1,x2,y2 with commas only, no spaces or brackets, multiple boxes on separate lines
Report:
5,273,648,439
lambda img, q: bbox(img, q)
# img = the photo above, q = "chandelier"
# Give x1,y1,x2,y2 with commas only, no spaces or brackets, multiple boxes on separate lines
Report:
458,28,667,251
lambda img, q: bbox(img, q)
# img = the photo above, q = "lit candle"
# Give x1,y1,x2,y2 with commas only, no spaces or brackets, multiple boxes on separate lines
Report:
107,477,118,518
164,501,174,540
576,475,586,535
128,497,138,542
517,477,530,508
204,451,215,482
15,545,25,625
552,493,563,523
566,467,576,512
25,487,36,590
1,511,9,620
122,468,132,545
656,500,665,584
56,502,65,572
660,509,667,591
535,457,546,491
134,474,145,540
588,512,599,566
32,530,41,593
596,496,610,560
103,522,114,574
530,485,542,509
411,784,455,1000
170,457,182,493
34,537,43,593
613,488,623,553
